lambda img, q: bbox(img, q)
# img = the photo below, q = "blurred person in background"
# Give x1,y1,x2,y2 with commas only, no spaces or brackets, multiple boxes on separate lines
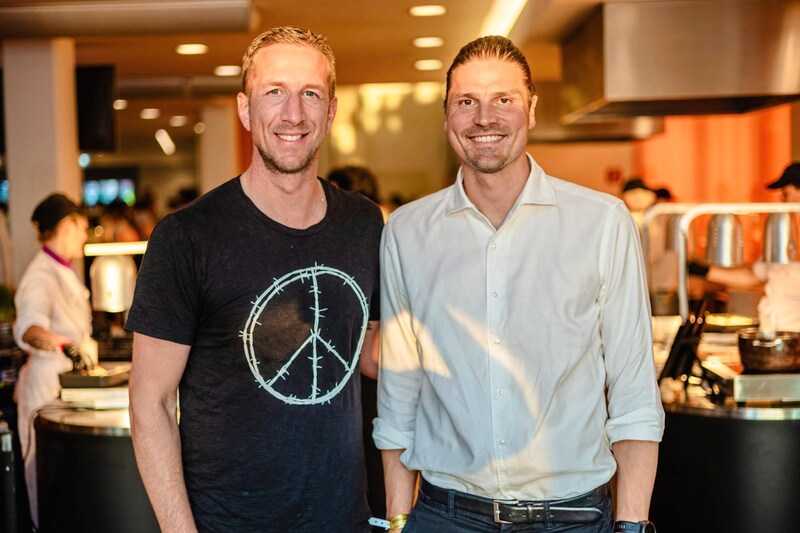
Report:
13,193,96,527
327,164,387,521
328,164,390,221
98,198,139,242
620,177,657,228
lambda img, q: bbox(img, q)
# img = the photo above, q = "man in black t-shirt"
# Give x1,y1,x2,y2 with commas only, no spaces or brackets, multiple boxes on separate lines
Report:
126,27,382,532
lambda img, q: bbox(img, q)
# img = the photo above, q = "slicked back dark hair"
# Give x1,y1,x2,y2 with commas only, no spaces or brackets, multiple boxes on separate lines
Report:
444,35,535,110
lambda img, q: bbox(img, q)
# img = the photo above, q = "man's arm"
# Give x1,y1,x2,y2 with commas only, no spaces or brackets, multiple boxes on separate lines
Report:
360,320,380,379
612,440,659,521
382,449,418,532
128,332,196,532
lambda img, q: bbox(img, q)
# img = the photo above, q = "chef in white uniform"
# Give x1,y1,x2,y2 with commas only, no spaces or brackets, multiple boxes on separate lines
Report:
13,193,95,526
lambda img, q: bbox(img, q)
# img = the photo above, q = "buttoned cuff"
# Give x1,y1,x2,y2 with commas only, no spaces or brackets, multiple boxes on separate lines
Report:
372,417,415,450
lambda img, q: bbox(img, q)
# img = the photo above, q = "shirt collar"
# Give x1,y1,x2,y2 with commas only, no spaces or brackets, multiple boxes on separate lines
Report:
43,246,72,268
445,154,557,216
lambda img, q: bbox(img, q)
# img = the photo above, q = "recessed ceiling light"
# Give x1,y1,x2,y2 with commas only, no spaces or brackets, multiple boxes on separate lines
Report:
169,115,189,127
414,59,444,71
113,99,128,110
409,5,447,17
214,65,241,77
155,129,176,155
479,0,528,37
140,108,160,120
175,43,208,55
194,122,207,134
413,37,444,48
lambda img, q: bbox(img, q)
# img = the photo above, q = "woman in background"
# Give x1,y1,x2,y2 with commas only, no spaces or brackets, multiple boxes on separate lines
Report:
13,193,96,527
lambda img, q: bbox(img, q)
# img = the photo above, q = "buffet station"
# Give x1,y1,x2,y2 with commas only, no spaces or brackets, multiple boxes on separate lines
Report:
643,203,800,533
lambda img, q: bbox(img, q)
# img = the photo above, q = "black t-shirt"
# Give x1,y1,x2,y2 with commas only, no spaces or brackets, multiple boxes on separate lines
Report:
126,177,382,532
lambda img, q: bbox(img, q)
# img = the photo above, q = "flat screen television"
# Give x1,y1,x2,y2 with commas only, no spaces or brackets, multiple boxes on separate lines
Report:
83,167,138,206
0,65,116,153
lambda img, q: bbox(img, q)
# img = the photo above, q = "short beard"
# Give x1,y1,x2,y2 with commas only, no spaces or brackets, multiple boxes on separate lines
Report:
256,143,320,175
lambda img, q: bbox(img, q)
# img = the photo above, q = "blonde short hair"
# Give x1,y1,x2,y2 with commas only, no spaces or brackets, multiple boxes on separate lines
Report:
241,26,336,97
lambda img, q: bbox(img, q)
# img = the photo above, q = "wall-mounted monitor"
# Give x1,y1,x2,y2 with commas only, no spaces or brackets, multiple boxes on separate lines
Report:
83,167,138,206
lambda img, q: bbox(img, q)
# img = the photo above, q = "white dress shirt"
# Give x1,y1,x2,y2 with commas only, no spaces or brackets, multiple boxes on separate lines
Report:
374,155,665,501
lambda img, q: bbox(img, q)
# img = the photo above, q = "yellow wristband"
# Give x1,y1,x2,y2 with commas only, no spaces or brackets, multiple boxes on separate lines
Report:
388,514,409,530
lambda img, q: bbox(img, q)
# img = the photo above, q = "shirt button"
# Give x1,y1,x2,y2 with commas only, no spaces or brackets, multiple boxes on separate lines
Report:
499,439,506,447
496,389,503,397
494,339,501,345
491,243,497,249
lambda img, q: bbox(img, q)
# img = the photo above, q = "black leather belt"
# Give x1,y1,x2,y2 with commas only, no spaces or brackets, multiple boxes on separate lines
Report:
420,479,606,525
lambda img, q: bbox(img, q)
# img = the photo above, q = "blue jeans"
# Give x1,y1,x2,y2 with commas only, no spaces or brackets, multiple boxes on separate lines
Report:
404,481,613,533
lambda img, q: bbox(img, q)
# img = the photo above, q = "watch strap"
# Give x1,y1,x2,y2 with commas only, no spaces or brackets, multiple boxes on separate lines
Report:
613,520,656,533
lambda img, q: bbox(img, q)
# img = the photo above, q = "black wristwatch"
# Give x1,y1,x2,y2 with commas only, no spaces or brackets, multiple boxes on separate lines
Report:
613,520,656,533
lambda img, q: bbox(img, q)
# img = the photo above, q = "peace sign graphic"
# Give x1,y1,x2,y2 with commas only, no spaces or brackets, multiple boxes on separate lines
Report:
241,265,369,405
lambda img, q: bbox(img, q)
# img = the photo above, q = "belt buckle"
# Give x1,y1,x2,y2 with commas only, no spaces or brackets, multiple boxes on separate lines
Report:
492,499,518,524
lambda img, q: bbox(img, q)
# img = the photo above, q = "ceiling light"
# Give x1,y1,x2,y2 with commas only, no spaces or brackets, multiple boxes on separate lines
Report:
194,122,206,134
113,99,128,110
479,0,528,37
214,65,241,77
409,5,447,17
412,37,444,48
140,108,160,120
175,43,208,55
169,115,189,127
155,129,176,155
414,59,443,71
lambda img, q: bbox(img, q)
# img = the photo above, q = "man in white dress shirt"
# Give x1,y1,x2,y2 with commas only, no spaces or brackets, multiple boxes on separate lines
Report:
373,36,664,533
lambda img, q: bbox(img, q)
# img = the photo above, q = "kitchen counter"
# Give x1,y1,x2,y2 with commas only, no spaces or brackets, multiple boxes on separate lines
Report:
35,402,158,533
650,395,800,533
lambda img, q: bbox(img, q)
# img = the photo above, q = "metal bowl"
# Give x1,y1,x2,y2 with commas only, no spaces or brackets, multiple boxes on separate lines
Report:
737,328,800,374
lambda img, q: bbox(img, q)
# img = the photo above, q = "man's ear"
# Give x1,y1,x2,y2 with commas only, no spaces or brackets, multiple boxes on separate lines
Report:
237,92,251,131
528,94,539,130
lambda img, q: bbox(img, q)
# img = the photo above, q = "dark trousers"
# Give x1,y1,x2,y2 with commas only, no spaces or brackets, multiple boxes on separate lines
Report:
404,480,613,532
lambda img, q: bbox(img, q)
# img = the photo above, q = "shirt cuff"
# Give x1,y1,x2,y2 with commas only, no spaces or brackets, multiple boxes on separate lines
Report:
605,406,665,444
372,417,415,450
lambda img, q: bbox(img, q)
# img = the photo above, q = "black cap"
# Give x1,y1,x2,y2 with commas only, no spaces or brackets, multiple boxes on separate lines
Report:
621,178,651,193
31,193,84,234
766,162,800,189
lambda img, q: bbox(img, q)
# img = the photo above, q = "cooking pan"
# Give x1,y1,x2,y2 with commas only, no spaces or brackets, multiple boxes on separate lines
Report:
737,328,800,373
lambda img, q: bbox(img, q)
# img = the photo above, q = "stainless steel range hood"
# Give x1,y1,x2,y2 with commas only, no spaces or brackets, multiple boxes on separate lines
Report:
530,82,664,142
561,0,800,124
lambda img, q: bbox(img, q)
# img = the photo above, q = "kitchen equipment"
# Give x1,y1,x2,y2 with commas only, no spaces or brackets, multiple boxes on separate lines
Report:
762,212,797,264
705,213,743,267
59,362,131,388
738,328,800,373
650,291,678,316
90,255,136,313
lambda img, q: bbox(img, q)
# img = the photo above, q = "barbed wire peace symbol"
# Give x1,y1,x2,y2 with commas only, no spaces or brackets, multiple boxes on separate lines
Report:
241,264,369,405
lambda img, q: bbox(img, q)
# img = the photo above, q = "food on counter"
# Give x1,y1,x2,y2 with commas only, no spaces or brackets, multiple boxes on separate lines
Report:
705,313,755,327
